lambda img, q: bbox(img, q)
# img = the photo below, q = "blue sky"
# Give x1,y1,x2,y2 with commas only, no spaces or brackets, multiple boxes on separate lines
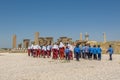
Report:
0,0,120,48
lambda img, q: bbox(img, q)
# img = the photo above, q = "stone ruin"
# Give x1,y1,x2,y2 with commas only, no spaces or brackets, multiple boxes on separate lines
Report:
10,32,120,54
38,37,53,46
57,37,73,45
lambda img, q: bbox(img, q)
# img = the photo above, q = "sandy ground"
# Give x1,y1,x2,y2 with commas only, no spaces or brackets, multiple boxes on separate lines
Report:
0,53,120,80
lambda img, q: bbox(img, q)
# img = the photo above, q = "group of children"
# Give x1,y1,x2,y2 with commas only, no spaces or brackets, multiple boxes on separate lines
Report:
28,42,114,61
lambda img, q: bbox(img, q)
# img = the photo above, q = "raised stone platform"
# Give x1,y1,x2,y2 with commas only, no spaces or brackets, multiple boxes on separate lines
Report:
10,48,27,53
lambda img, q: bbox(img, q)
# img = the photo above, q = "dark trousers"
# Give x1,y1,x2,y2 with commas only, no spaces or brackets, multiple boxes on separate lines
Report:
85,52,89,59
98,53,101,60
74,53,76,58
88,52,91,59
89,53,93,58
109,54,112,60
31,49,33,56
79,52,81,58
76,53,80,61
93,54,97,60
82,52,85,58
66,54,70,60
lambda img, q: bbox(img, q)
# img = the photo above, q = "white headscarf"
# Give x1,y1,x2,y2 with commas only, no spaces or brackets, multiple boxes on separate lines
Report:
52,44,59,50
67,44,73,51
36,45,41,49
59,42,64,48
30,44,34,49
47,45,51,50
42,46,46,51
33,45,37,49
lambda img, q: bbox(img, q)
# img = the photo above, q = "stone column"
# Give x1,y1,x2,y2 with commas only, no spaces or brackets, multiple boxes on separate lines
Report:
103,32,106,43
12,34,16,48
85,32,89,41
34,32,39,45
80,33,82,41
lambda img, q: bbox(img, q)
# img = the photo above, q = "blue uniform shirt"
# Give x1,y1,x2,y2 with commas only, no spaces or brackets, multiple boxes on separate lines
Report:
97,47,102,54
65,48,70,54
81,46,85,53
93,47,97,54
89,47,93,53
74,47,81,54
85,46,89,53
107,47,114,54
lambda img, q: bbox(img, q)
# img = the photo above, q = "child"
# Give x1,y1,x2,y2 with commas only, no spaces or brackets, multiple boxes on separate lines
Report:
69,44,74,60
42,44,47,58
81,45,85,58
97,45,102,60
52,43,59,59
89,45,93,59
106,45,114,60
59,42,65,60
65,46,70,61
84,44,89,59
93,45,97,60
46,44,51,58
74,44,81,61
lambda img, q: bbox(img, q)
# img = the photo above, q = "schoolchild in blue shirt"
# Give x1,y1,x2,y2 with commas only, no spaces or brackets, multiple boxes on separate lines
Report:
97,45,102,60
93,45,97,60
89,45,93,59
84,44,89,59
81,45,85,58
106,45,114,60
65,46,70,61
74,44,81,61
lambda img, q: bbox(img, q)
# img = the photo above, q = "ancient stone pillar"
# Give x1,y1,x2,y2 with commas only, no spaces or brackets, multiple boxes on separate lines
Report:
12,34,16,48
103,32,106,43
80,33,82,41
34,32,39,45
85,32,89,41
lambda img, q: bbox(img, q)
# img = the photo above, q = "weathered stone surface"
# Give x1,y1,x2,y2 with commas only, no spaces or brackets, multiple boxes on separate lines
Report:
23,39,30,48
12,35,16,48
